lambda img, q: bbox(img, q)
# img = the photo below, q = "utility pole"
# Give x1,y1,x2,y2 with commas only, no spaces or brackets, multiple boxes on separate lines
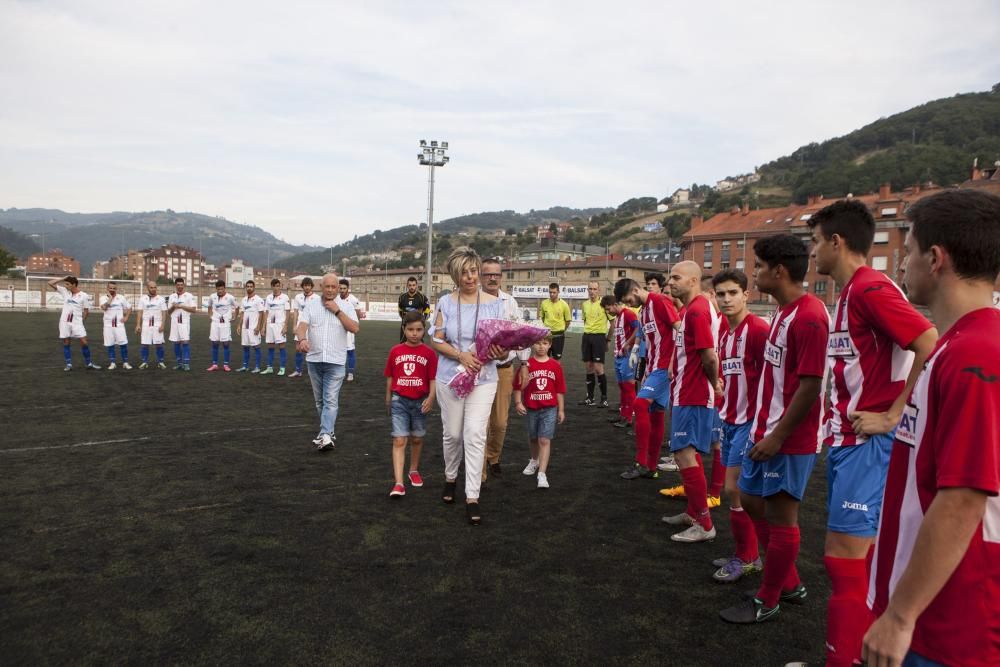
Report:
418,140,449,301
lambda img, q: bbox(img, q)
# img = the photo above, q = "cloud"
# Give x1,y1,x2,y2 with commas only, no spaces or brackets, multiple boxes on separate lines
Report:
1,0,998,246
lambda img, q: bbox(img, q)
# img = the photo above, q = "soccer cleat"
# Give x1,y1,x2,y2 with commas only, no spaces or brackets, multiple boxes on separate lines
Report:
206,364,219,372
107,362,117,370
287,370,301,378
662,512,695,526
174,363,183,371
612,419,629,429
537,472,549,489
122,362,133,370
182,364,191,371
719,597,780,624
389,483,406,498
312,435,324,445
659,456,679,472
708,495,722,508
408,470,424,487
277,367,285,376
223,364,231,372
139,362,149,369
236,366,248,372
260,367,273,375
713,557,763,583
712,555,733,568
317,434,335,451
157,362,167,370
597,399,609,408
640,467,659,479
659,484,686,498
250,367,260,374
671,523,717,543
63,364,72,372
522,459,539,475
741,583,808,605
578,397,595,406
346,372,355,382
87,363,102,370
620,462,647,480
607,416,623,424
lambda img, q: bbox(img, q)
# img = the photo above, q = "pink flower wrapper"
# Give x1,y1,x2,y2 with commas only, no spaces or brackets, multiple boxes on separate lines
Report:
449,319,550,398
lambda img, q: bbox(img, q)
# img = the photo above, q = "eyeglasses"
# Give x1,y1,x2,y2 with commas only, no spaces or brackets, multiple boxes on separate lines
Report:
482,273,502,278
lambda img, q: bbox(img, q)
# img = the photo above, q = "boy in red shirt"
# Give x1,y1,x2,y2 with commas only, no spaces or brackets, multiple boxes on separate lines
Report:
384,311,438,498
515,334,566,489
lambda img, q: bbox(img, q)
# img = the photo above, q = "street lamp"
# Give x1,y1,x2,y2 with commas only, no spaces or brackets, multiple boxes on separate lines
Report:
418,139,449,300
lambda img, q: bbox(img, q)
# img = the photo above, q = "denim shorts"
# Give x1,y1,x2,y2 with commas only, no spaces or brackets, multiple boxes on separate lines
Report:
390,393,427,437
527,406,557,440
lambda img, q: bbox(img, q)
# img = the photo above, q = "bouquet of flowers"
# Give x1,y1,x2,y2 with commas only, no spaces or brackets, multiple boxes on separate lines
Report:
449,318,550,398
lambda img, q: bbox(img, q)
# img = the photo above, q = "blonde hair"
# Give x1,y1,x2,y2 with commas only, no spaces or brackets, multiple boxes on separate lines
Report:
446,246,481,286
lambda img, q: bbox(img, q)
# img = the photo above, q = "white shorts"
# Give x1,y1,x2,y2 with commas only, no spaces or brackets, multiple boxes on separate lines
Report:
59,319,87,339
103,323,128,346
266,322,286,344
210,320,232,343
169,320,191,342
241,327,261,347
141,324,165,346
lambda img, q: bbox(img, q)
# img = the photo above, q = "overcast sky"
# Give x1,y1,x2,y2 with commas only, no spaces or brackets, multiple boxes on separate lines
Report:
2,0,998,247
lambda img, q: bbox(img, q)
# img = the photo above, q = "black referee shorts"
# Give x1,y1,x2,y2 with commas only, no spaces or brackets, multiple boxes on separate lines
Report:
581,333,607,363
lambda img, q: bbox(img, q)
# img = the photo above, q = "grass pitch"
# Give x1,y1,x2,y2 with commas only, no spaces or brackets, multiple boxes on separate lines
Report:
0,313,830,665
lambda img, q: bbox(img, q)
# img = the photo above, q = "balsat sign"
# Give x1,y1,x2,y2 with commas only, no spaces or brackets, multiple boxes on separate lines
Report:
512,285,590,300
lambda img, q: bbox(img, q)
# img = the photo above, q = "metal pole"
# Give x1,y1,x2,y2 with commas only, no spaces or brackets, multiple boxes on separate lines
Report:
425,163,435,302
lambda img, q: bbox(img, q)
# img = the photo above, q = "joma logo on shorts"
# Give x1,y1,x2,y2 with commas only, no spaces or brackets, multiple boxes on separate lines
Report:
763,472,780,479
842,501,869,512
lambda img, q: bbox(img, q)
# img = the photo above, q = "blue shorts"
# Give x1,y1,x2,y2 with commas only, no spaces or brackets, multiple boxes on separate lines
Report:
636,369,671,410
527,406,557,440
670,405,715,454
720,421,752,468
711,409,723,443
390,394,427,438
739,452,817,500
826,432,894,537
614,356,635,382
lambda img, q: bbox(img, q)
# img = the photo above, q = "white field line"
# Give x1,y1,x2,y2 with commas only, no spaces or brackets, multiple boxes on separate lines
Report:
0,424,312,453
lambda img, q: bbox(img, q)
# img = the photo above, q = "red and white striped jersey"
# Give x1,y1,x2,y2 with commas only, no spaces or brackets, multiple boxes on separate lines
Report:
749,293,829,454
614,308,639,357
712,301,729,409
720,313,770,425
868,308,1000,667
640,292,679,372
672,294,717,407
825,267,933,447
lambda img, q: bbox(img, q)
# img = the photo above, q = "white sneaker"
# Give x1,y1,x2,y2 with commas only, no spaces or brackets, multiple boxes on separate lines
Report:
312,434,324,445
537,472,549,489
122,362,133,370
659,456,679,472
107,362,117,370
661,512,695,526
522,459,539,475
316,434,335,451
670,523,717,543
346,372,355,382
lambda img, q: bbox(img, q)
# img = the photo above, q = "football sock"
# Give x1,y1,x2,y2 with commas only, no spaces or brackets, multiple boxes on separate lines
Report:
649,409,666,471
709,448,724,497
120,344,128,361
347,349,356,372
223,344,230,364
106,345,116,361
752,517,800,590
268,348,275,367
155,346,164,362
279,347,287,368
824,556,873,667
680,465,712,530
632,398,652,467
174,342,182,361
81,345,91,364
585,373,595,400
141,347,149,363
730,507,759,563
254,347,262,368
757,524,800,608
295,351,303,372
597,373,607,399
63,344,72,364
182,343,190,363
211,342,219,364
242,346,250,367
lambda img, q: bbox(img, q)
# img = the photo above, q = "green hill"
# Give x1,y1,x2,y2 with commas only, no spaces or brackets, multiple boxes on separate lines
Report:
0,225,42,258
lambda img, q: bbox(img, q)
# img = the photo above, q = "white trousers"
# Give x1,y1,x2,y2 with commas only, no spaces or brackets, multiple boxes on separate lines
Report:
438,381,498,501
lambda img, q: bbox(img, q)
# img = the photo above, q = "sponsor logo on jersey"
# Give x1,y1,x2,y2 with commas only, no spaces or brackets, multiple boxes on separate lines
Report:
722,358,744,376
896,403,919,446
643,322,656,334
764,341,784,367
962,366,998,383
827,331,856,357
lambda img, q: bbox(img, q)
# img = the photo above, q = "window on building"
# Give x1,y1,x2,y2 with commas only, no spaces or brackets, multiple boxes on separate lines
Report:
549,271,557,278
735,260,745,270
814,280,827,295
873,231,889,244
589,270,600,278
432,275,439,281
721,262,730,270
736,239,745,249
871,256,888,271
703,261,713,270
704,241,714,259
507,271,514,279
721,241,730,249
617,270,626,278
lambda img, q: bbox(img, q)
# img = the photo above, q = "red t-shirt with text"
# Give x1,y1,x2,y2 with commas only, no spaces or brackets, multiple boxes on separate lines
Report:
514,357,566,410
384,343,438,399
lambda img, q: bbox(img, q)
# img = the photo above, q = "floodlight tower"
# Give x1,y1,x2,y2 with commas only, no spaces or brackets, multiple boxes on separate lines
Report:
418,140,449,300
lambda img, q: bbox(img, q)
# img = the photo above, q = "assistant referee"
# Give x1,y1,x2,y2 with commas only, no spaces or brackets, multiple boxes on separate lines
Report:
580,281,609,407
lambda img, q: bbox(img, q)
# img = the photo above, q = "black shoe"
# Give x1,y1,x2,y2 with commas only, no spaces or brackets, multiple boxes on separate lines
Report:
612,419,629,429
442,481,457,504
719,597,780,624
489,462,502,477
741,584,807,605
620,463,645,480
466,502,481,525
595,398,609,408
578,397,595,406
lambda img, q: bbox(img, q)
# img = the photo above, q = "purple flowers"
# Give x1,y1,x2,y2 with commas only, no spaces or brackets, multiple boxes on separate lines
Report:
449,319,550,397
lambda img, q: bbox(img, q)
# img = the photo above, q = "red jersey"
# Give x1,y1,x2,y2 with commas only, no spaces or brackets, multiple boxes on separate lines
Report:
614,308,640,358
713,302,729,409
825,267,933,447
868,308,1000,667
720,313,770,425
671,294,717,407
640,292,680,372
749,293,829,454
383,343,438,399
514,357,566,410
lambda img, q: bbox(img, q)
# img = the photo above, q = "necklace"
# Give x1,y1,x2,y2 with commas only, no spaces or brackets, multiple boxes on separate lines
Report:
455,289,481,353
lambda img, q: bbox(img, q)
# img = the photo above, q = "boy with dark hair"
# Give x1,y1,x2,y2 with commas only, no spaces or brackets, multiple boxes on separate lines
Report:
289,277,317,377
720,234,828,624
809,199,937,665
515,333,566,489
864,189,1000,667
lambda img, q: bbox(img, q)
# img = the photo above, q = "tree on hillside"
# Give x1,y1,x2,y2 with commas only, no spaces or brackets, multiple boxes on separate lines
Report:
0,245,15,274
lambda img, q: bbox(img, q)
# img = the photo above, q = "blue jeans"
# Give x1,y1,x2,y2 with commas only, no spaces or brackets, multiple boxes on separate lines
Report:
308,362,346,436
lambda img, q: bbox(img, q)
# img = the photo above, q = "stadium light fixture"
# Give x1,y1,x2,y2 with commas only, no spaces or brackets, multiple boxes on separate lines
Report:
417,139,449,298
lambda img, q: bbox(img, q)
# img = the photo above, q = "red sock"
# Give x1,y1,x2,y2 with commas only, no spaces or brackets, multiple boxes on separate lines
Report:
648,410,665,470
708,448,724,497
752,518,770,551
680,465,712,530
756,524,799,608
824,556,874,667
730,507,759,563
620,382,636,422
632,399,651,467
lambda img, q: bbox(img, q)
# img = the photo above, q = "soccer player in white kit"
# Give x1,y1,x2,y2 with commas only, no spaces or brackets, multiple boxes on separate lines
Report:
338,278,365,381
235,280,266,373
167,277,197,371
207,280,238,371
262,278,291,375
135,280,168,369
288,277,317,378
99,280,132,370
48,275,100,371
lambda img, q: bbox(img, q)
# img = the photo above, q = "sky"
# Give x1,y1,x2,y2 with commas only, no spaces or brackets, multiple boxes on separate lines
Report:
1,0,998,248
